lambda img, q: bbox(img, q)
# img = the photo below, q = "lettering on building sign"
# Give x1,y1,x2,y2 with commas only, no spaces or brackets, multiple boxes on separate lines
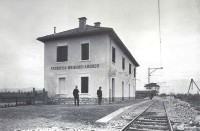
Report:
51,64,100,70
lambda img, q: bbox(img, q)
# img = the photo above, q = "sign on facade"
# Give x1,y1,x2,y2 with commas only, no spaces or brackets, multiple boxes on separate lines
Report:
51,64,100,70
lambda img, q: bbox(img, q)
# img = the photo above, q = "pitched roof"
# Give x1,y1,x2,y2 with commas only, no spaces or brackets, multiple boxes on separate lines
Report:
37,25,112,42
37,25,139,67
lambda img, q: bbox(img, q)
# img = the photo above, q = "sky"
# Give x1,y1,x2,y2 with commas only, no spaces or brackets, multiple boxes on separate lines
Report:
0,0,200,94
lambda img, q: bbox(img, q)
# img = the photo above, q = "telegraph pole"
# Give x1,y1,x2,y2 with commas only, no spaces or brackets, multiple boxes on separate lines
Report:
188,79,200,94
148,67,163,84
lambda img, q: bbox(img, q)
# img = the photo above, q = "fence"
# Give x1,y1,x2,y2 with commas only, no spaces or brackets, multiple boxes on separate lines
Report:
0,88,47,108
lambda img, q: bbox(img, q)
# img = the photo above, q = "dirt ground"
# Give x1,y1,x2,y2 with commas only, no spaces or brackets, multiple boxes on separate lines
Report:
0,99,145,131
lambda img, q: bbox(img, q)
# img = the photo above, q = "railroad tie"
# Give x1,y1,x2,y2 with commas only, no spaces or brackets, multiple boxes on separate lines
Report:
120,100,173,131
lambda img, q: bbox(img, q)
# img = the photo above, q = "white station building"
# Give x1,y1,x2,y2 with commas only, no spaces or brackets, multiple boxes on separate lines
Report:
37,17,139,104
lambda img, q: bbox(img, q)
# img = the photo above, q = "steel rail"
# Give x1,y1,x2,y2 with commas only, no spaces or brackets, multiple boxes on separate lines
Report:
163,101,173,131
120,100,173,131
120,100,157,131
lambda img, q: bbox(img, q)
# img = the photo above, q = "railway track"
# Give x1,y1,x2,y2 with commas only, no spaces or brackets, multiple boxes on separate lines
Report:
121,100,173,131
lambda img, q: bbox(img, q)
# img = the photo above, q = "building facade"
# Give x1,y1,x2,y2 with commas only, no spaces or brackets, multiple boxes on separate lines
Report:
37,17,139,104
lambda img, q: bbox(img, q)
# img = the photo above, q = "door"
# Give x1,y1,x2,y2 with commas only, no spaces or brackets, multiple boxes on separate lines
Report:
81,77,89,93
122,82,124,101
129,84,130,100
112,78,115,102
59,78,65,94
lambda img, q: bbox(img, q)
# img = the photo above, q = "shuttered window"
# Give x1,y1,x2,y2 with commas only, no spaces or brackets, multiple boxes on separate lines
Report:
122,57,125,70
112,47,115,63
134,68,136,77
129,63,132,74
57,46,68,62
81,43,89,60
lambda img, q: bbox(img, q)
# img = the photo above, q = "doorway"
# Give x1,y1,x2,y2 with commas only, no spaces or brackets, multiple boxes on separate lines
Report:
81,77,89,93
129,84,130,100
122,82,124,101
112,78,115,102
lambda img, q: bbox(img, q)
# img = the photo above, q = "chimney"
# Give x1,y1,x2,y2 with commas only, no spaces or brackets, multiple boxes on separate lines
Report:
54,27,56,34
79,17,87,30
94,22,101,27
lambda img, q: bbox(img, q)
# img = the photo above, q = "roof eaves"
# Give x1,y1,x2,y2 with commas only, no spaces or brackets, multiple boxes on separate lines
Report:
37,27,112,42
107,29,139,67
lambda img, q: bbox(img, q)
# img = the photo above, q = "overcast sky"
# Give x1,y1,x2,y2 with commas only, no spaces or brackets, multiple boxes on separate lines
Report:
0,0,200,93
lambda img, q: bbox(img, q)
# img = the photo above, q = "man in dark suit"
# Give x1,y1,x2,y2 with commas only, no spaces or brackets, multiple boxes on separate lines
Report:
73,85,79,106
97,86,102,105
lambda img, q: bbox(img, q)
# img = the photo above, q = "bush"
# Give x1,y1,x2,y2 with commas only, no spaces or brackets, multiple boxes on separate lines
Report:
175,93,200,106
160,93,166,97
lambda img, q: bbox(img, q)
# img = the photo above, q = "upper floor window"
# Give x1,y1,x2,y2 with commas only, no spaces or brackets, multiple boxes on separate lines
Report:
112,47,115,63
122,57,125,70
129,63,132,74
81,43,89,60
134,68,136,77
57,46,68,62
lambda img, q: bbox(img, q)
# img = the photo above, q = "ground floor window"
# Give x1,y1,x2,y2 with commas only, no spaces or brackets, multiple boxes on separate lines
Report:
81,77,89,93
58,77,65,94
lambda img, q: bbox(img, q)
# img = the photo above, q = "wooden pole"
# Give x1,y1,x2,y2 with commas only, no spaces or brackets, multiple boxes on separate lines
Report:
15,97,18,106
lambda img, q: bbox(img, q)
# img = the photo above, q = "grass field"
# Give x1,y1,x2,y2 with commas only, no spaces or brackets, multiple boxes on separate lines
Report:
176,94,200,112
0,100,145,131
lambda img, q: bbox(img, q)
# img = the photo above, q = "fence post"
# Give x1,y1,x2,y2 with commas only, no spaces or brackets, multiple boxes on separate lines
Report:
32,88,35,105
15,97,18,106
43,88,47,104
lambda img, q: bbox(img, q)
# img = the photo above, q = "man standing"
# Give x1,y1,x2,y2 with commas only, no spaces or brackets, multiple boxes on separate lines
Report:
97,86,102,105
73,85,79,106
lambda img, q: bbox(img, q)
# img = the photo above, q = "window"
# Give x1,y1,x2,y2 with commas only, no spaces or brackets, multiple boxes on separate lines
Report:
112,47,115,63
81,43,89,60
134,68,136,77
129,63,132,74
57,46,68,62
122,57,125,70
58,77,65,94
81,77,89,93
